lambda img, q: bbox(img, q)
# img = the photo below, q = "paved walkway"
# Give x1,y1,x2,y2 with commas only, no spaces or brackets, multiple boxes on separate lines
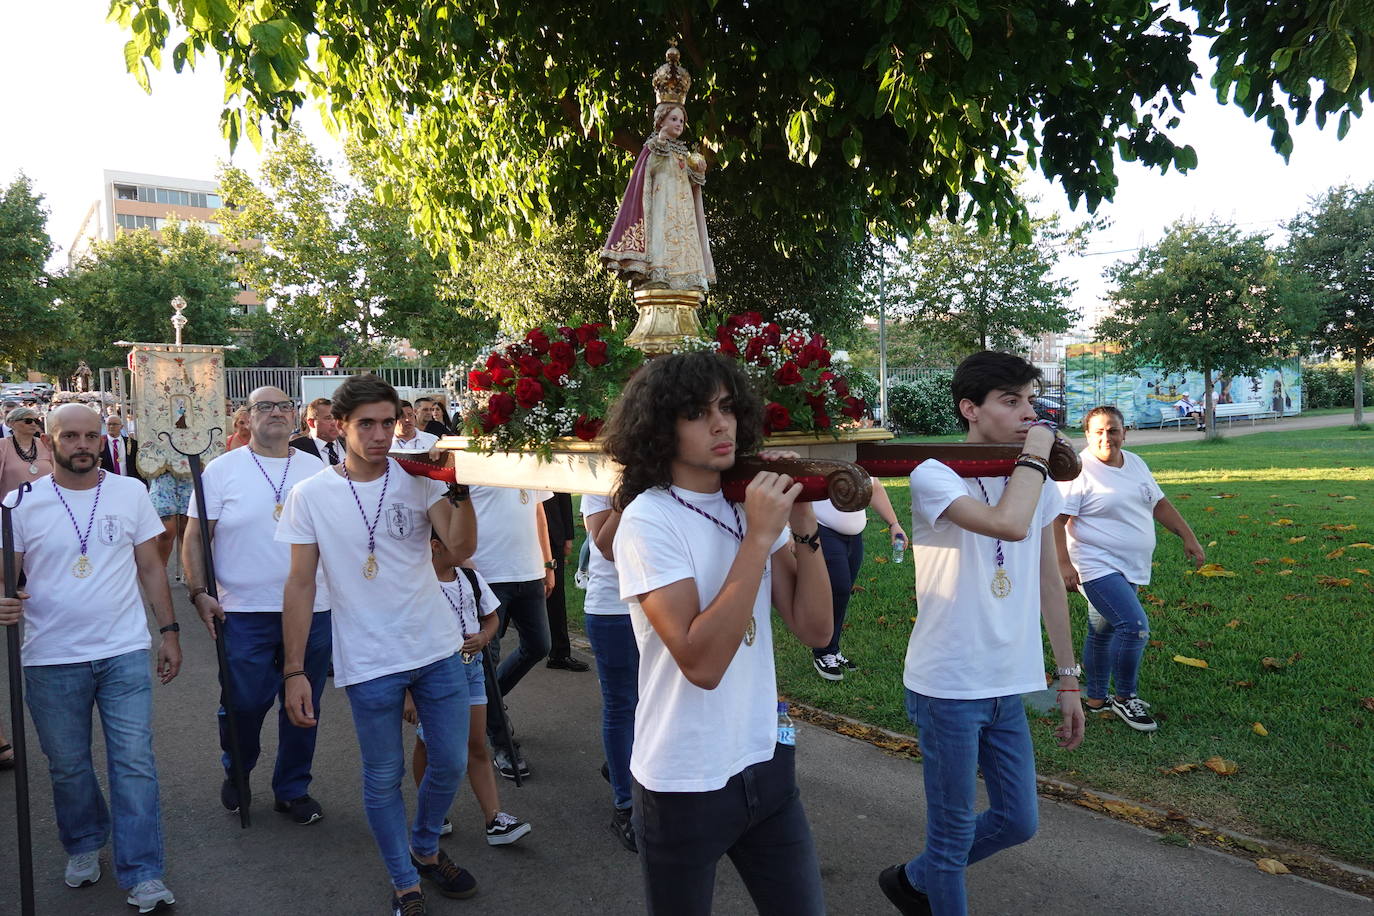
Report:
1071,411,1360,448
2,589,1369,915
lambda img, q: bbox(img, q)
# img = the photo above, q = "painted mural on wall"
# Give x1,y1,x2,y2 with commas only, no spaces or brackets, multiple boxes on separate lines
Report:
1063,342,1303,428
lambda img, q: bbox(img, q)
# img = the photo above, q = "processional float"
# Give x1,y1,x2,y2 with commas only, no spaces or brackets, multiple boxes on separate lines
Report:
398,44,1080,502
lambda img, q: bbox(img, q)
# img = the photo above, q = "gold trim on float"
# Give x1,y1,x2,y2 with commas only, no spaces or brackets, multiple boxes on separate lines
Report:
625,288,706,354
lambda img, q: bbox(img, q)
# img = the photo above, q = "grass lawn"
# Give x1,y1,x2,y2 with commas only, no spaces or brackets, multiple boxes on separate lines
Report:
566,426,1374,866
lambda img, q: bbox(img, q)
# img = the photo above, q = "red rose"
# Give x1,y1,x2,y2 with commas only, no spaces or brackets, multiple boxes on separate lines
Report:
549,341,576,368
804,391,826,410
774,361,803,387
516,354,544,377
486,352,511,371
799,343,829,369
786,331,807,351
764,401,791,434
514,377,545,408
809,333,827,351
558,325,576,340
487,392,516,423
743,337,767,365
813,411,832,429
543,361,569,386
489,366,515,388
841,396,867,420
574,323,604,344
525,328,551,354
584,339,609,367
573,414,604,441
715,325,739,357
831,376,850,398
762,322,781,346
467,370,493,391
819,369,836,383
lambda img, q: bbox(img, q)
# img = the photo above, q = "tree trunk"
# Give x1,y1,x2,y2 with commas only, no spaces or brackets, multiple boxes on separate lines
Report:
1355,343,1365,426
1203,367,1218,440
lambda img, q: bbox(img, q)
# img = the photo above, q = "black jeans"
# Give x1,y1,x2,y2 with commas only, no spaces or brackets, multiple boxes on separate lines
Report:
632,745,825,916
486,578,552,696
545,552,571,659
816,525,863,658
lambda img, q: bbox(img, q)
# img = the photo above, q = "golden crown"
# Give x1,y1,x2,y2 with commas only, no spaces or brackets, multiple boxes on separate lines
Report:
652,45,692,105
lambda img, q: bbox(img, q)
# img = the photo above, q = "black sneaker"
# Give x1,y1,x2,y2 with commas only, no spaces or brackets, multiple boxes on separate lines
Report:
609,806,637,853
410,849,477,899
485,811,531,846
812,654,843,681
878,864,932,915
1109,695,1159,732
546,655,589,672
493,746,530,780
391,890,427,916
835,653,858,671
274,794,324,824
600,761,610,784
221,776,247,813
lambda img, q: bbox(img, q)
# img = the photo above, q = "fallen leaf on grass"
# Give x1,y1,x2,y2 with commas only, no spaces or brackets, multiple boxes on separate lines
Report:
1252,558,1270,565
1316,575,1354,587
1270,518,1294,526
1148,639,1164,648
1281,503,1301,508
1207,540,1218,547
1204,506,1216,513
1359,698,1374,712
1356,569,1371,576
1261,657,1285,670
1142,593,1165,606
1237,514,1251,519
1275,569,1295,576
1325,547,1347,559
1213,493,1237,499
1196,563,1237,577
1158,763,1199,775
1321,524,1357,531
1193,640,1213,649
1203,756,1239,776
849,585,867,594
1173,655,1209,668
1348,542,1374,549
1279,557,1296,564
1101,800,1150,819
873,555,889,564
1225,619,1241,628
1234,680,1254,688
1252,722,1268,736
1255,858,1290,876
1287,536,1307,544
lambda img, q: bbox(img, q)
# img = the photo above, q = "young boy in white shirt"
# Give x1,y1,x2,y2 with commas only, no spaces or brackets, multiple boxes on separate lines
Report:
880,351,1086,916
276,375,478,916
603,350,834,915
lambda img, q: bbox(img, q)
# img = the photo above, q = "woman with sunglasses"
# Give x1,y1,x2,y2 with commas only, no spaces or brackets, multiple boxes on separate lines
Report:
0,405,53,499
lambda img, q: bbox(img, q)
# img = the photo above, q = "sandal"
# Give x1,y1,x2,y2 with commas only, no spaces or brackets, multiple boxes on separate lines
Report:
0,744,13,771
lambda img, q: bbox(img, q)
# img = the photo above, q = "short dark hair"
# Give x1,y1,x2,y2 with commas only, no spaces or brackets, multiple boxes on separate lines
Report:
399,399,413,409
306,397,332,420
1083,405,1125,428
950,351,1042,431
603,350,764,510
414,396,435,406
331,374,400,421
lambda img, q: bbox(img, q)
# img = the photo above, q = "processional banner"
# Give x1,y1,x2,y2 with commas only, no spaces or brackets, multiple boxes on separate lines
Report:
129,345,227,480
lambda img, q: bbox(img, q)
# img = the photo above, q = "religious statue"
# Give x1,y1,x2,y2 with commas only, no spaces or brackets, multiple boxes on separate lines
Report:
73,359,93,392
600,45,716,296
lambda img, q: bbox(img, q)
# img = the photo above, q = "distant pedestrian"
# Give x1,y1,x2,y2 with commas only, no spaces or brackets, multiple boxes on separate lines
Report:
543,492,588,672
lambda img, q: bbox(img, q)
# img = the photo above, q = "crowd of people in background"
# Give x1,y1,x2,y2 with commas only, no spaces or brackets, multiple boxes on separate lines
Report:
0,354,1202,916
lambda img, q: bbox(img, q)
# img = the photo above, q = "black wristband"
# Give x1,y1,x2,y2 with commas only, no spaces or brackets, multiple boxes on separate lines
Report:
283,670,308,681
446,483,470,503
1014,459,1049,480
159,622,180,634
792,530,821,552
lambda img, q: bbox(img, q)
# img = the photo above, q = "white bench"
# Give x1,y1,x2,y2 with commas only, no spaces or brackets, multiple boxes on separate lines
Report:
1158,400,1277,428
1158,404,1192,429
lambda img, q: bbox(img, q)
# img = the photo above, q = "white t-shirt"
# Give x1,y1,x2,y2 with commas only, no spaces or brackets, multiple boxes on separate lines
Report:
437,568,498,640
11,473,165,666
276,459,460,686
581,493,627,615
393,430,438,451
1058,449,1164,586
468,486,551,583
904,461,1064,700
615,486,789,793
812,479,877,536
191,446,331,613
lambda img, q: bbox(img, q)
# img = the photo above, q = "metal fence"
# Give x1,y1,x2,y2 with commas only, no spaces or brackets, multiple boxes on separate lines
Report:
880,365,1064,392
222,366,452,401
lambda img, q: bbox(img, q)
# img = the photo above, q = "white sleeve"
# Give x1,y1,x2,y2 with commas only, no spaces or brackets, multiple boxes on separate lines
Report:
1057,474,1082,518
910,460,969,531
133,487,166,545
275,484,317,544
190,460,224,521
616,504,693,601
1037,477,1066,528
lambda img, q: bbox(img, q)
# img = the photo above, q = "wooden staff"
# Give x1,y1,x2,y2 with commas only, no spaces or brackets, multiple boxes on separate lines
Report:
3,482,35,916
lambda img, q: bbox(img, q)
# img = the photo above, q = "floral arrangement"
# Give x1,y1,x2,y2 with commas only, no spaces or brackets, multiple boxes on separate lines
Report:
460,322,640,455
709,309,869,435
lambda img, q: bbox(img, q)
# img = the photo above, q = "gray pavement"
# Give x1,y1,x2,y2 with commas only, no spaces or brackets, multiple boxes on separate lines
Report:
2,587,1370,915
1072,410,1359,448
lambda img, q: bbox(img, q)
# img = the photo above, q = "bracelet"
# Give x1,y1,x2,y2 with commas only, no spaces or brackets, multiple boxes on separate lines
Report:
1015,451,1050,468
1028,418,1058,431
792,530,821,552
446,483,470,504
159,622,180,634
1056,688,1080,693
1014,459,1048,480
283,670,308,681
188,586,209,601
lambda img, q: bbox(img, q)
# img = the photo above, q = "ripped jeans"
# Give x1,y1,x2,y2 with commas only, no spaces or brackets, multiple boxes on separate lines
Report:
1081,572,1150,700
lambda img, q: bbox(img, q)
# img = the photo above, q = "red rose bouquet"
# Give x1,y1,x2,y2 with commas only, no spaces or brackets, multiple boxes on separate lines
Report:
711,309,869,435
460,322,639,456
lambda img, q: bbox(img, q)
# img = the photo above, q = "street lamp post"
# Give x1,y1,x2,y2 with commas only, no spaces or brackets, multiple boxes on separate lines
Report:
170,296,188,346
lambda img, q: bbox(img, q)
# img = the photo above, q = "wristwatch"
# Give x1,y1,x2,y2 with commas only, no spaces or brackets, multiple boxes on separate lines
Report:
1055,664,1082,678
159,622,181,635
543,560,557,570
188,586,209,601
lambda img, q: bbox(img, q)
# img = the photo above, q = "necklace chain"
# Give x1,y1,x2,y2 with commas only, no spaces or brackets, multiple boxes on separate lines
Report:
341,460,390,555
12,436,38,463
972,477,1007,569
52,471,105,556
440,574,471,644
668,488,743,542
247,445,293,506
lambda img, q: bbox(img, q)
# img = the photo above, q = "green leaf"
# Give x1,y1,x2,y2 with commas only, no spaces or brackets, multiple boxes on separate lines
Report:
1174,144,1198,170
947,17,973,59
123,39,151,92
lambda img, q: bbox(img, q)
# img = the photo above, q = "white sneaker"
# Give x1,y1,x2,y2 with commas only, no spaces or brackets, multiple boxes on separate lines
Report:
126,878,175,913
64,851,101,888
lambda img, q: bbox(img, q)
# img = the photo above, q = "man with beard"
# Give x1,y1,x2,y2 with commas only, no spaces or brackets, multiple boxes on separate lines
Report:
0,404,180,912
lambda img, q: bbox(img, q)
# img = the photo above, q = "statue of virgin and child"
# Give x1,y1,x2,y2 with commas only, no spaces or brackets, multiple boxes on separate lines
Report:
599,46,716,296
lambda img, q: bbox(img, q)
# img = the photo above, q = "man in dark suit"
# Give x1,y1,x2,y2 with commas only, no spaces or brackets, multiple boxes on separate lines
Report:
100,414,145,485
288,397,341,464
542,492,588,671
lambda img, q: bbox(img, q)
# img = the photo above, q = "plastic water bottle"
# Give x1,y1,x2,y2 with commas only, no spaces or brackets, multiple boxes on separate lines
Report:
777,701,796,746
892,532,907,564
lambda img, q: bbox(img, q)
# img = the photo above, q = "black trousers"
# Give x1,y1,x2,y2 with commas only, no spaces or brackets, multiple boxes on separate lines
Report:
545,553,571,659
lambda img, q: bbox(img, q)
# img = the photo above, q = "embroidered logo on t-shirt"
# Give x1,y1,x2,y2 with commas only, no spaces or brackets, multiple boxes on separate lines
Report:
97,515,123,546
1139,483,1155,506
385,503,415,540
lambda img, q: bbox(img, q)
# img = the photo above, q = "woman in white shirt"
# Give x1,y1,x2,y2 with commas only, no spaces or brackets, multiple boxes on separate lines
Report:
1054,405,1205,732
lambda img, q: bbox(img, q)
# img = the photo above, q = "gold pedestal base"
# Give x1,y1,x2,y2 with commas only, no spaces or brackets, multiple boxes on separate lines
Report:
625,288,705,355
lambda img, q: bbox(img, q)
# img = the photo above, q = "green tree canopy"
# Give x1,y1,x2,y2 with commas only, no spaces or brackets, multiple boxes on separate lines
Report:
0,174,62,372
1098,220,1318,437
60,221,239,369
112,0,1374,264
882,206,1091,354
1284,182,1374,424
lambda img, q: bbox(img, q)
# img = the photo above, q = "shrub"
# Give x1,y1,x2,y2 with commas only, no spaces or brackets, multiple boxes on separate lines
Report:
1301,363,1374,410
887,371,960,435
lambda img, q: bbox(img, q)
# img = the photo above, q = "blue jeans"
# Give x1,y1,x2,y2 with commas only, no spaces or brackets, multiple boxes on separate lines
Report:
25,650,165,888
816,525,863,657
345,653,469,891
487,578,551,696
633,745,824,916
218,610,332,801
904,690,1038,916
585,613,639,810
1081,573,1150,700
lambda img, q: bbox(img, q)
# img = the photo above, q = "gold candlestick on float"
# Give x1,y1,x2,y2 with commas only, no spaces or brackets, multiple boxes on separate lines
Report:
600,44,715,354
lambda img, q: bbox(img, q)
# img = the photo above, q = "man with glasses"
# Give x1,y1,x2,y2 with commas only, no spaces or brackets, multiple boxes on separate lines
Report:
393,401,438,451
183,387,333,825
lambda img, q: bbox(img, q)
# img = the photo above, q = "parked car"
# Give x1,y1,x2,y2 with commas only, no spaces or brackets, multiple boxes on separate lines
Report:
1033,394,1066,426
